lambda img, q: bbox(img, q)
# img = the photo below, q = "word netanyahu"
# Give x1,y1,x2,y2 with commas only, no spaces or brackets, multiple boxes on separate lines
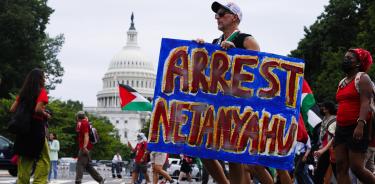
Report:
149,99,297,156
148,38,305,170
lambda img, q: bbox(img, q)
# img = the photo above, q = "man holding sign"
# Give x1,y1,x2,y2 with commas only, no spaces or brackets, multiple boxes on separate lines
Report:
148,1,304,184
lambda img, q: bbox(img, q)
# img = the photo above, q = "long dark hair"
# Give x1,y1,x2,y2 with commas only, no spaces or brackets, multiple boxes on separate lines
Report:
18,68,45,107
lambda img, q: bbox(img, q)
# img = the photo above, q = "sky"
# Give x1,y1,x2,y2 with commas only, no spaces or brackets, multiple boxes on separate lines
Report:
46,0,329,107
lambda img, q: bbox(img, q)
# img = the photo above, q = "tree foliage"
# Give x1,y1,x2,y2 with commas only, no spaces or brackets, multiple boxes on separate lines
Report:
290,0,375,102
0,0,64,98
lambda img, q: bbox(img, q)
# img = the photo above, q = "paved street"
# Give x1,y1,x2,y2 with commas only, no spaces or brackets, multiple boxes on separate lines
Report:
0,170,210,184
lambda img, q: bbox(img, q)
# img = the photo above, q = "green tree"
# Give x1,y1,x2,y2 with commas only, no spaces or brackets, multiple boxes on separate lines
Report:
0,0,64,98
290,0,375,102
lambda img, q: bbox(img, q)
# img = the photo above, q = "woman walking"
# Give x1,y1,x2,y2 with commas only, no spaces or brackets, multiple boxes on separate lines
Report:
10,68,51,184
335,48,375,184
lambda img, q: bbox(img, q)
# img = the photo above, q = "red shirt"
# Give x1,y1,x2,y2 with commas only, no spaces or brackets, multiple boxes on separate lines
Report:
336,80,361,126
133,141,147,164
76,119,93,150
17,88,48,120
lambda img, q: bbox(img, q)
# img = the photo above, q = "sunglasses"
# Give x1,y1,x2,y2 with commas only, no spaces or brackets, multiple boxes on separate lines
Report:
215,10,233,18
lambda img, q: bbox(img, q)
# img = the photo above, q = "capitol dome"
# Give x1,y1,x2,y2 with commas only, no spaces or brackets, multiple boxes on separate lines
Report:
97,13,156,108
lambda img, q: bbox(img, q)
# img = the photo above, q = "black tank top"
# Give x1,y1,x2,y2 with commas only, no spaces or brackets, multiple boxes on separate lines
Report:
212,32,252,49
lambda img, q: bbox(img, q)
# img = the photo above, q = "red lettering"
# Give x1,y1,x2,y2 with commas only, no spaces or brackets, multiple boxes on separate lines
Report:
196,106,215,148
277,118,297,155
187,104,208,145
281,63,304,107
238,113,259,153
149,98,171,143
214,108,232,150
163,47,189,93
259,115,278,154
170,101,190,143
209,52,231,94
258,60,280,98
231,56,258,98
191,49,209,93
230,109,252,152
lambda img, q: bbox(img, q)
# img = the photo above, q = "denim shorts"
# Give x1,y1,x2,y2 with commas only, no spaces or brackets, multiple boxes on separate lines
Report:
334,124,369,153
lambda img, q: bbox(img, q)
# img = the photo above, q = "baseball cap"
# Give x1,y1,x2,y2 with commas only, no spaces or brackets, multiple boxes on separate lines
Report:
211,1,242,22
76,111,86,119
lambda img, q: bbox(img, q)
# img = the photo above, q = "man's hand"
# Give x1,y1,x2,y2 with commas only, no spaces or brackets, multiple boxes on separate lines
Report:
82,147,89,155
194,38,205,44
353,122,364,140
314,149,323,158
220,41,235,50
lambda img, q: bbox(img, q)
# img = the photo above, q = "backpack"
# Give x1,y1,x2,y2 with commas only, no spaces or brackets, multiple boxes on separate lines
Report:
89,123,100,144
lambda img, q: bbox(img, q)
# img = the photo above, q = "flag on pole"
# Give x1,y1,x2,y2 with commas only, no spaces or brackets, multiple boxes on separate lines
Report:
300,80,323,133
118,84,152,111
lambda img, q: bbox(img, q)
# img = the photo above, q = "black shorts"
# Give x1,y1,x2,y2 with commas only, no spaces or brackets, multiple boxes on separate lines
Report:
132,163,147,173
334,124,369,153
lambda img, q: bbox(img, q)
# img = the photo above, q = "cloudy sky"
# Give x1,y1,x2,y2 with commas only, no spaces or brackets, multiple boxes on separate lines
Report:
46,0,329,106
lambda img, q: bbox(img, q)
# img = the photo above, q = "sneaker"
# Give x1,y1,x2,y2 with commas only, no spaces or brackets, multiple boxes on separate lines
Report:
168,179,175,184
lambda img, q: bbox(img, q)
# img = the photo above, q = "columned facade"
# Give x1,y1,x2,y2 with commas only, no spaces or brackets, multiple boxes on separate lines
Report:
84,13,156,145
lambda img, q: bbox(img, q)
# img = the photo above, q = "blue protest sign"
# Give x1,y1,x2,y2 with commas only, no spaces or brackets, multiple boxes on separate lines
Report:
148,38,304,170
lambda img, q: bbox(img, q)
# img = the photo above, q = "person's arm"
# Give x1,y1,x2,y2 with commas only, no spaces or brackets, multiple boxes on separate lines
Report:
50,140,60,151
10,100,18,112
354,73,373,139
314,139,333,158
243,36,260,51
82,132,89,154
127,141,134,151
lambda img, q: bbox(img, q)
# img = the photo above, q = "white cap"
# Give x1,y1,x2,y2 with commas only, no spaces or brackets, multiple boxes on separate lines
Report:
211,1,242,22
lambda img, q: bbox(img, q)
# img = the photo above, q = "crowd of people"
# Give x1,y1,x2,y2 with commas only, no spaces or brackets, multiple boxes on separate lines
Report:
7,1,375,184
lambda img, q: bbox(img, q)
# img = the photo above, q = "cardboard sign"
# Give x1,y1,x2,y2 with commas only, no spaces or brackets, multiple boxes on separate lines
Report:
148,38,305,170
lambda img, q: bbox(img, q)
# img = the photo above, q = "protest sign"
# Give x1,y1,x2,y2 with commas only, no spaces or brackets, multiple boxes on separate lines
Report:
148,38,304,170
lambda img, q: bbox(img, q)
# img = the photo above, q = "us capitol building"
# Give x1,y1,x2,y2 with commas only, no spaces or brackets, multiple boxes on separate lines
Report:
84,14,156,145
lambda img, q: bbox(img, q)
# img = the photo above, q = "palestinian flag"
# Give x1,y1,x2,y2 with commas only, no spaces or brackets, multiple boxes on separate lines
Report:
300,80,323,133
118,84,152,111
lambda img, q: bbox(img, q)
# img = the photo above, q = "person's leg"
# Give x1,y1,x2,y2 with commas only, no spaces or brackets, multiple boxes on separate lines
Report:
155,164,173,182
201,159,229,184
323,164,332,184
152,163,158,184
112,163,116,178
32,139,50,184
293,154,303,184
85,159,104,182
75,151,86,184
330,162,337,179
17,156,34,184
248,165,273,184
349,150,375,183
335,144,351,184
132,168,139,184
228,163,244,184
313,151,330,183
48,160,52,181
365,147,375,173
52,160,58,179
277,169,292,184
201,165,209,184
142,165,151,183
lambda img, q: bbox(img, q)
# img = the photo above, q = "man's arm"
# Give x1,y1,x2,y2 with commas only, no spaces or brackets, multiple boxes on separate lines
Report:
83,132,89,154
243,36,260,51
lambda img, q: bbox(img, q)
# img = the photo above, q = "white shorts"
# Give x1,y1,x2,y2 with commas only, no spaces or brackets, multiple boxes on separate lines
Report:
150,152,167,165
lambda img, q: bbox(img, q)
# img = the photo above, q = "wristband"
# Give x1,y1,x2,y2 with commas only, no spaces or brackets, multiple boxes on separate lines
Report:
357,119,367,125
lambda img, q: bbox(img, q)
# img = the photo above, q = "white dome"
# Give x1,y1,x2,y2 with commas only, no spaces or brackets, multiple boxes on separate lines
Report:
96,14,156,109
108,46,154,71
